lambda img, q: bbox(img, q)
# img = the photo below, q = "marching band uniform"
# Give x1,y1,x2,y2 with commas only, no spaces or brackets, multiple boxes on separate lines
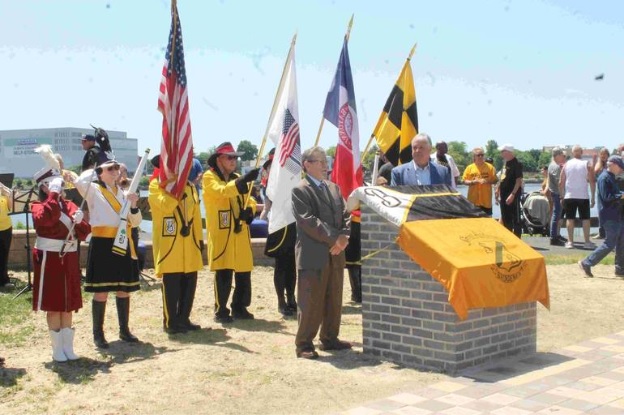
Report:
345,211,362,303
149,156,204,334
260,149,298,317
31,153,91,362
202,142,258,323
75,152,142,348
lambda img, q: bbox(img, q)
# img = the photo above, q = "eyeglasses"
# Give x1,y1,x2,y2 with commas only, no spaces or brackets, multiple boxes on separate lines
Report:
307,159,328,165
221,155,238,161
474,154,485,157
105,164,120,172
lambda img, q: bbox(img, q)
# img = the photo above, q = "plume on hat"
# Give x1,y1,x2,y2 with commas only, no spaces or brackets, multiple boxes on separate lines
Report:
91,124,112,153
33,144,62,186
35,145,60,171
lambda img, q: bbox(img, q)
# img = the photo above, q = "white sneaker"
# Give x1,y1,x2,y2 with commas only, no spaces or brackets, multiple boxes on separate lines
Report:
584,242,597,249
565,241,574,249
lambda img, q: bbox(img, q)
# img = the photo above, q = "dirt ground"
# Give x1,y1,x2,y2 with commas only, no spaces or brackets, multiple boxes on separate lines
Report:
1,263,624,414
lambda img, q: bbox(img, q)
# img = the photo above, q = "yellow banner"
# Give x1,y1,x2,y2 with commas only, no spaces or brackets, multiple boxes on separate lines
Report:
398,218,549,320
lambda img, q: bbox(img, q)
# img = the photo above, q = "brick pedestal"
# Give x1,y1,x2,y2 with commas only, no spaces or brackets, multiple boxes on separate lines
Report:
360,205,537,374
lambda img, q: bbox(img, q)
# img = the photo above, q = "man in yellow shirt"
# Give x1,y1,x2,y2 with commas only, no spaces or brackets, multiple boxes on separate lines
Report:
462,147,498,216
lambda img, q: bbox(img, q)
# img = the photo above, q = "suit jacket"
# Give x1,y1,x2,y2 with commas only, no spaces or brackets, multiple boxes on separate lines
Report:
391,160,452,186
292,176,351,271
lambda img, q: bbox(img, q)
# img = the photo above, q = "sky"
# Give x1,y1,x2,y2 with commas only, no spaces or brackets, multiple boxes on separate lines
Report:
1,0,624,159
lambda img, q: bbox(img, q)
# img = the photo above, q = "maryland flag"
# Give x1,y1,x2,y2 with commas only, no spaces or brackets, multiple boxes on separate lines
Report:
348,186,550,320
371,59,418,166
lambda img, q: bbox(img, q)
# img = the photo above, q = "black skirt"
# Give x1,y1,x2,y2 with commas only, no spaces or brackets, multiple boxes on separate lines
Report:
345,220,361,265
264,222,296,258
85,237,140,293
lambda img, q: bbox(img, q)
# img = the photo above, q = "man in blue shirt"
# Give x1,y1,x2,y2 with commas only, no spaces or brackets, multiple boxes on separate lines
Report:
188,158,203,191
390,133,451,186
578,155,624,277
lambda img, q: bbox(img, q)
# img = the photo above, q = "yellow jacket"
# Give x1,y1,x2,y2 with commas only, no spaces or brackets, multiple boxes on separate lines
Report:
202,168,256,272
0,194,11,231
149,179,204,275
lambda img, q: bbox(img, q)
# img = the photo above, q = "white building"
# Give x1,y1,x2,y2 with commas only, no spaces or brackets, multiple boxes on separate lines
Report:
0,127,139,178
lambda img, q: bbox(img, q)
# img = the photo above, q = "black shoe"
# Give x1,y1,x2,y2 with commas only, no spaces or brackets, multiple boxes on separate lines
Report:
94,333,109,349
232,309,255,320
214,315,233,324
557,235,568,243
550,238,566,246
119,330,140,343
180,320,201,331
578,261,593,278
164,325,188,335
278,304,294,317
319,340,353,351
296,350,319,360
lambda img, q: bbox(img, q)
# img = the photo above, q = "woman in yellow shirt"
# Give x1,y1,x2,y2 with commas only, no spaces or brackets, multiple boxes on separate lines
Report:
0,183,13,287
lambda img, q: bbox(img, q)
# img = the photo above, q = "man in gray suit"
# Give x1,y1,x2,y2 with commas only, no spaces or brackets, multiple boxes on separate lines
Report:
390,133,452,186
292,146,351,360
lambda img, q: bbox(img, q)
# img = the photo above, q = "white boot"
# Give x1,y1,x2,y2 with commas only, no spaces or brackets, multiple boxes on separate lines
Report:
60,327,79,360
49,330,67,362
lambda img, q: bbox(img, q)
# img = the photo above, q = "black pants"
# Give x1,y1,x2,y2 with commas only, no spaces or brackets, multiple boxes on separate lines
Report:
214,269,251,317
500,194,521,237
274,253,296,304
0,227,12,285
162,272,198,329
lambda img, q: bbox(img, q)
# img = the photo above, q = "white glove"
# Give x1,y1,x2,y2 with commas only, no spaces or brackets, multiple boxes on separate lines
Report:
72,209,84,224
48,177,65,193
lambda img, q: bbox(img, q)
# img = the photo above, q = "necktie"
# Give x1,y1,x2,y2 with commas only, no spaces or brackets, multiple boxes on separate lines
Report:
319,182,332,203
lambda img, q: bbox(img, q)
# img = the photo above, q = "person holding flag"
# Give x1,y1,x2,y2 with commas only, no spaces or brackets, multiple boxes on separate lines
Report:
149,155,204,334
261,149,298,317
202,143,259,323
262,34,302,318
321,27,363,304
154,0,203,333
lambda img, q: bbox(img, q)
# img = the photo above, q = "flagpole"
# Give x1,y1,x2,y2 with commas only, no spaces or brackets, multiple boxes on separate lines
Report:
166,0,179,194
362,42,417,159
243,33,298,210
313,14,355,148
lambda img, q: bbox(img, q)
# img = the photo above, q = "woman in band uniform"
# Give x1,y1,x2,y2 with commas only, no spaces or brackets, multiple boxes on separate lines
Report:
75,153,141,349
31,166,90,362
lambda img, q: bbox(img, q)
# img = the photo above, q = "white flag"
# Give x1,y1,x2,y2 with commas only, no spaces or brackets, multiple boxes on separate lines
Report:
266,44,301,234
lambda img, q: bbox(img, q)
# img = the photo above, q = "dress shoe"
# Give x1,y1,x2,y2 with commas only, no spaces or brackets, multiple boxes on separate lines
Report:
232,309,255,320
278,304,294,317
214,315,234,324
578,261,593,278
164,325,188,335
296,350,319,360
319,340,352,351
180,321,201,331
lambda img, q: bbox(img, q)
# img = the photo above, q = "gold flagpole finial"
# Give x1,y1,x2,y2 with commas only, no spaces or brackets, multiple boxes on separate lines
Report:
346,14,355,42
407,43,418,61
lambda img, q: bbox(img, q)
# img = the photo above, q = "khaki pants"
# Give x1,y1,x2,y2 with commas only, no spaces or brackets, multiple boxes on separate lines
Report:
295,255,344,353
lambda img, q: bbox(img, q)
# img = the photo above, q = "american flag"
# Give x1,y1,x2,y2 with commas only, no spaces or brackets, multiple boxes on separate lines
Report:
157,2,193,199
278,109,301,175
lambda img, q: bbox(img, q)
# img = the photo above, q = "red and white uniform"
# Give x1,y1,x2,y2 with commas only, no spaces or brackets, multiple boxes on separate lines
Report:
31,191,91,312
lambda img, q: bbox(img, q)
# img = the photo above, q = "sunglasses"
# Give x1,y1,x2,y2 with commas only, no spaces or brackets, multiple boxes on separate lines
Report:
105,164,121,172
221,155,238,161
474,154,485,157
